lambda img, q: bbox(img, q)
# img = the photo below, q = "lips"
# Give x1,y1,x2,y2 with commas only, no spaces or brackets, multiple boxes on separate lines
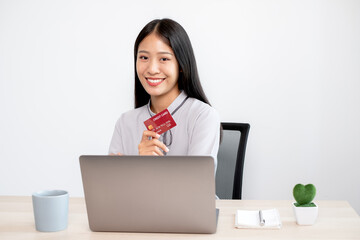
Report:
146,78,165,87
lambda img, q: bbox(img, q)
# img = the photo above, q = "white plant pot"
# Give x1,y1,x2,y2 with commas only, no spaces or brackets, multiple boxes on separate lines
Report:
292,202,318,225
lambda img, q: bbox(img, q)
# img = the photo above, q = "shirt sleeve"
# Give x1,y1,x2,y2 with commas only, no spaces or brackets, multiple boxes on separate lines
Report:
108,118,125,155
188,106,221,171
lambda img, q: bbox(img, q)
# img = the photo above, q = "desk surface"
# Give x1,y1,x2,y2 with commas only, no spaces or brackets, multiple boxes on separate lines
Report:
0,196,360,240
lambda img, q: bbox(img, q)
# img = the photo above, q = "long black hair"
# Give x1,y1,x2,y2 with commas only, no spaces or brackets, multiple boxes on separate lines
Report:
134,18,210,108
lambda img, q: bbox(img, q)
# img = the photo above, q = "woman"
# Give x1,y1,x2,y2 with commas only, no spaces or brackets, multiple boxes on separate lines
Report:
109,18,220,169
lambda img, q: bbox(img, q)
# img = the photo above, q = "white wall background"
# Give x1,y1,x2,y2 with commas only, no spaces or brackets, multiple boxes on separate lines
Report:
1,0,359,214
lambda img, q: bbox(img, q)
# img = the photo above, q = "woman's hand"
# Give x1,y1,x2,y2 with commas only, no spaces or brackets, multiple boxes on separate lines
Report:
138,130,169,156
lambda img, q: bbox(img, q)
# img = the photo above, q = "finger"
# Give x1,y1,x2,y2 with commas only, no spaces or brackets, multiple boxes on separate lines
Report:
142,138,169,153
140,146,164,156
150,139,169,153
109,152,123,156
152,146,164,156
141,130,161,141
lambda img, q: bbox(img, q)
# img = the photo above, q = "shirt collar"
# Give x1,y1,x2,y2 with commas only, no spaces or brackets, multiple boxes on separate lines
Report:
147,91,188,116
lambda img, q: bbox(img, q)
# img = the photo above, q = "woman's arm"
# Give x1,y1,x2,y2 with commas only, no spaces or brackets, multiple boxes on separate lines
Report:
188,107,221,168
108,119,125,155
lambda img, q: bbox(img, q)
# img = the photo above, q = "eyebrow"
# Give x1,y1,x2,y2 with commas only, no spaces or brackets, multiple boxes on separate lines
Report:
138,50,174,56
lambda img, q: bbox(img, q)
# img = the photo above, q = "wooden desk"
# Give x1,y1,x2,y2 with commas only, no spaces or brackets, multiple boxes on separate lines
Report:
1,196,360,239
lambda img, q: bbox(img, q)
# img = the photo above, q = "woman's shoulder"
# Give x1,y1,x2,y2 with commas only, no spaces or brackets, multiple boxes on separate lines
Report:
187,97,218,112
186,97,220,120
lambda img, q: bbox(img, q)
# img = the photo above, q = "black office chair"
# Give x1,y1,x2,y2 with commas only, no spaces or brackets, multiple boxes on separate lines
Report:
216,122,250,199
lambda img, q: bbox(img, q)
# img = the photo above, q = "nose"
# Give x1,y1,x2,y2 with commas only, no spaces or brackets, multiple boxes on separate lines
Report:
147,59,160,75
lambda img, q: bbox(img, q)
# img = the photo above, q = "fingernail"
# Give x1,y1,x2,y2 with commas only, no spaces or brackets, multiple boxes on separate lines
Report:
165,147,169,152
156,134,161,138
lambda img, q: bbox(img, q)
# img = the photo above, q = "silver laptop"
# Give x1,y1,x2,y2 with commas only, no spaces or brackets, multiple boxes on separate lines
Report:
79,155,218,234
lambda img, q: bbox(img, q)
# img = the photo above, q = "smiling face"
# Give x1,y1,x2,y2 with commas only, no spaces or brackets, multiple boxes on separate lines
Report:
136,33,180,104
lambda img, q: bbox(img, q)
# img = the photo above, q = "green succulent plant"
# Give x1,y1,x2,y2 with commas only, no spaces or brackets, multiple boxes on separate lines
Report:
293,183,316,207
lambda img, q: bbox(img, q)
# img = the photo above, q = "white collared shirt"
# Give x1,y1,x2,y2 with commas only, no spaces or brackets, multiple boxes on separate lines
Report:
109,91,220,171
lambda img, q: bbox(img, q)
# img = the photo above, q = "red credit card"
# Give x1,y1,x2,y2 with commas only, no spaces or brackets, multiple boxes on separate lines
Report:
144,109,177,135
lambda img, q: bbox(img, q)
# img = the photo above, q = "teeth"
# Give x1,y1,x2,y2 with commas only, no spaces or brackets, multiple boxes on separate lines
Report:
147,78,163,83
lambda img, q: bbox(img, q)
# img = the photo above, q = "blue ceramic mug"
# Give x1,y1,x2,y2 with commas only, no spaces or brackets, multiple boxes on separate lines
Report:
32,190,69,232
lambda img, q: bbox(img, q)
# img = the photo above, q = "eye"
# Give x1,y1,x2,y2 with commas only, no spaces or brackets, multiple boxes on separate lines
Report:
139,56,148,60
160,57,169,62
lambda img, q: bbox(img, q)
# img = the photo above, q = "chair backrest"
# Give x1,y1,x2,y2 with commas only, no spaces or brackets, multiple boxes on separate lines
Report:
216,122,250,199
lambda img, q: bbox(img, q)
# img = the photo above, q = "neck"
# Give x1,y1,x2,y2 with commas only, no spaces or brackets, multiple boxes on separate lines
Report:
150,90,181,114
